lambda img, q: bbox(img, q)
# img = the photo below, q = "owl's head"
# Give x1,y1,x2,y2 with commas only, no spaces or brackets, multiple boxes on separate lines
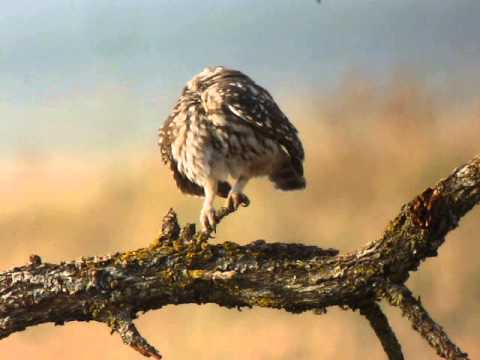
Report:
185,66,246,93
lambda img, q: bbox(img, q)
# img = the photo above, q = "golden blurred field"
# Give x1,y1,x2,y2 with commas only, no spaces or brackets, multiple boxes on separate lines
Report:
1,74,479,359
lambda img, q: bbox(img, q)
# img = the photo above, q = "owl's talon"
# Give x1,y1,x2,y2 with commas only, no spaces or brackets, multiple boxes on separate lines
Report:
227,193,250,211
240,195,250,207
200,208,217,232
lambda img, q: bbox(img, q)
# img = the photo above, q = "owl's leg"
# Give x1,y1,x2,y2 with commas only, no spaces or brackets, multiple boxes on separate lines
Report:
226,176,250,211
200,179,217,231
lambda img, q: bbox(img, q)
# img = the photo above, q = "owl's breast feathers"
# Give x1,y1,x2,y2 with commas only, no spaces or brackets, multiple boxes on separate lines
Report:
158,66,305,196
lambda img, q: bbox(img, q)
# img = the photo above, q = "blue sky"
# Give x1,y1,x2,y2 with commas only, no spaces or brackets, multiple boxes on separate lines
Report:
1,0,479,153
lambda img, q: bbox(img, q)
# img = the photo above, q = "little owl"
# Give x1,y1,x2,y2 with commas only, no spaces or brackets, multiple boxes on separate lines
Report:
158,66,305,230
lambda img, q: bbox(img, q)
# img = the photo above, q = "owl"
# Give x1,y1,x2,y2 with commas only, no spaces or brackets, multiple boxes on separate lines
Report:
158,66,305,231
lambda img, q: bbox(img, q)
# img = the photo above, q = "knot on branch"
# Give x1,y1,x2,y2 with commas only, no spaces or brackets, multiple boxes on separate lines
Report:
410,187,443,230
28,254,42,267
160,208,180,241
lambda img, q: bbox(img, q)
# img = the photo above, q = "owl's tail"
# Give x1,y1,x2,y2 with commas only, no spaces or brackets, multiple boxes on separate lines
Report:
269,157,306,191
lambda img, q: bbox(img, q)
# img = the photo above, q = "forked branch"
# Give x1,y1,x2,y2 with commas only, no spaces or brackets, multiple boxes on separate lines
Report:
0,155,479,359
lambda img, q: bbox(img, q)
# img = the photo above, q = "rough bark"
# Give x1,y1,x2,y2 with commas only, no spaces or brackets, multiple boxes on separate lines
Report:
1,155,479,359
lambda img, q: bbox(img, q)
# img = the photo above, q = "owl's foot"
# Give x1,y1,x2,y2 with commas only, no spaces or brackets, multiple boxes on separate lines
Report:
226,192,250,211
200,207,217,232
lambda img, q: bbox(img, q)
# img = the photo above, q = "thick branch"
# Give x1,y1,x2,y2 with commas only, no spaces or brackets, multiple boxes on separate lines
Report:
358,155,480,283
0,155,479,358
384,284,469,360
358,302,404,360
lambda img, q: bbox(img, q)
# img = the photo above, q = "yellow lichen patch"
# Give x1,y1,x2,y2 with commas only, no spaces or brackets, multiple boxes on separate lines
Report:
158,269,175,283
223,241,240,252
173,240,186,252
255,295,277,308
89,301,109,319
188,269,206,279
115,247,155,266
148,242,176,256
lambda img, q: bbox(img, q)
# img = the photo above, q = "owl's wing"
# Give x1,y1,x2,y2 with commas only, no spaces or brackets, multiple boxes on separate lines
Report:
158,105,230,198
204,79,304,175
158,104,178,165
169,160,230,198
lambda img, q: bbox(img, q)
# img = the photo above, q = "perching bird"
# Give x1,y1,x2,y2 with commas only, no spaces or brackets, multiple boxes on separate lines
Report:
158,66,305,230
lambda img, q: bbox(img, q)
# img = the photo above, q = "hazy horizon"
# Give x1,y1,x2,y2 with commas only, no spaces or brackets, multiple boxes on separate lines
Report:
1,0,480,155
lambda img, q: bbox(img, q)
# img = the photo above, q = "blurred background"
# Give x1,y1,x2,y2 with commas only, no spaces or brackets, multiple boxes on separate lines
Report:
1,1,479,359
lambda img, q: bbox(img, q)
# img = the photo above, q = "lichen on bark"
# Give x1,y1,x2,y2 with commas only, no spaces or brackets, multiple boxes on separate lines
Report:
1,155,479,359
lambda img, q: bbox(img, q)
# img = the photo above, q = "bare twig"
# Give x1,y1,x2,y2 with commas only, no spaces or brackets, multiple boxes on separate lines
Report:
101,308,162,359
358,302,404,360
384,283,469,360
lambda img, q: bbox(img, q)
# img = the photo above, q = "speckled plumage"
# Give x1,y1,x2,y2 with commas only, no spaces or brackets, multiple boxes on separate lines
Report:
158,66,305,229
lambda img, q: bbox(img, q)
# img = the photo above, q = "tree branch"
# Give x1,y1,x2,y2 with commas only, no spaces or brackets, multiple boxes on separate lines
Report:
357,302,404,360
101,307,162,359
1,155,479,358
384,283,469,360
